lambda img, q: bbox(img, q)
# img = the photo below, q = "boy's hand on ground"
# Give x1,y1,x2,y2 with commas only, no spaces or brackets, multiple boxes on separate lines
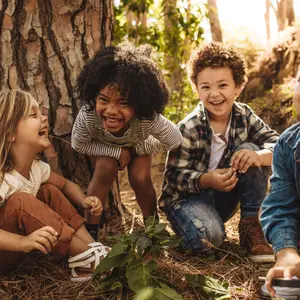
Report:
208,168,238,191
82,196,103,216
118,148,131,170
20,226,58,254
230,149,261,173
265,248,300,297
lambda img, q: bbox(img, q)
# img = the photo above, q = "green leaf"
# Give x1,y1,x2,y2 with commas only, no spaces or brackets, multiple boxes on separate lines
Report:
93,251,134,277
136,236,152,256
153,223,167,235
186,274,231,300
145,260,157,273
159,236,182,248
105,235,122,242
109,241,128,256
155,283,182,300
128,230,144,243
133,287,156,300
126,260,153,292
110,281,122,291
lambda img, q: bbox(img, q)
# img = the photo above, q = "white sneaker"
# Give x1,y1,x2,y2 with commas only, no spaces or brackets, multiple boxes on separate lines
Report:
261,282,300,299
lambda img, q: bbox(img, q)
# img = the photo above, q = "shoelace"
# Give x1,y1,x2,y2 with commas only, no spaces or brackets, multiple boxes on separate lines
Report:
242,223,266,245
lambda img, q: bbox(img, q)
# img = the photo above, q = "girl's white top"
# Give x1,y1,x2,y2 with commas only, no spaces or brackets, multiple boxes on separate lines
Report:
0,160,50,206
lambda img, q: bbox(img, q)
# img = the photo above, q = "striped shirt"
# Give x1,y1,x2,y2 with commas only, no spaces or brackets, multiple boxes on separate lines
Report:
159,101,279,209
71,106,182,159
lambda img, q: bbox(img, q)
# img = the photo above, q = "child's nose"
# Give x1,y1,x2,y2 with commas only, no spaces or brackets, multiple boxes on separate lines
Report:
210,88,220,97
41,115,48,122
106,104,118,114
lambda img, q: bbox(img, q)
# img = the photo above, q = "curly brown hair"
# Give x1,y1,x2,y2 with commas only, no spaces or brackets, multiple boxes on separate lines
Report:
187,42,247,89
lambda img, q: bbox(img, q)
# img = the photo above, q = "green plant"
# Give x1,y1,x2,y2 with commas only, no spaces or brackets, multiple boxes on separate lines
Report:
93,216,183,299
186,273,231,300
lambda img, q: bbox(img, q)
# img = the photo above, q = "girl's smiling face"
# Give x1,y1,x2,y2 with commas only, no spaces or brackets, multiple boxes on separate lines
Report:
12,99,51,152
95,86,135,136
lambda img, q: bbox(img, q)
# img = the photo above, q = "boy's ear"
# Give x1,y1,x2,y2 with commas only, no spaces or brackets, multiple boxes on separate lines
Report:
235,84,245,96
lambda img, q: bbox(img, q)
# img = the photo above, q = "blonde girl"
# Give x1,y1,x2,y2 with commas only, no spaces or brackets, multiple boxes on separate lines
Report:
0,89,109,281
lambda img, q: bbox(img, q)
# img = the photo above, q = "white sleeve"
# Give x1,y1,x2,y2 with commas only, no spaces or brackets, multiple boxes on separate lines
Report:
135,114,182,155
39,161,51,183
0,179,9,206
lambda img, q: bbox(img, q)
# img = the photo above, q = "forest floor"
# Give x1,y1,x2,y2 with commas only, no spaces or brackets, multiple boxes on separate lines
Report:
0,152,273,300
0,83,296,299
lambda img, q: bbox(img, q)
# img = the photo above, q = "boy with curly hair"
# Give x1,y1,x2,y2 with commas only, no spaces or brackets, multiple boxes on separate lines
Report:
159,42,279,262
72,42,182,240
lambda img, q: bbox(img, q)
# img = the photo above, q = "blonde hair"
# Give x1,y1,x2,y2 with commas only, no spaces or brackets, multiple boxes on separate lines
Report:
0,89,35,180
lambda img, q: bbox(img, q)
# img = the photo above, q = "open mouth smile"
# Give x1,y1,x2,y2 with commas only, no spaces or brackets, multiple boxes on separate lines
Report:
210,100,225,105
39,128,48,138
104,117,123,128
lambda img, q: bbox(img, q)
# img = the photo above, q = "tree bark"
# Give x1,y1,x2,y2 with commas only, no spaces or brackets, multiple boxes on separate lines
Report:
163,0,183,100
0,0,113,187
265,0,271,40
275,0,288,31
287,0,295,25
207,0,222,42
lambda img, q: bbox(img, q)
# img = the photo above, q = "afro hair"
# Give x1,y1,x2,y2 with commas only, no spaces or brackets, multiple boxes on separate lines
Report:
77,42,169,119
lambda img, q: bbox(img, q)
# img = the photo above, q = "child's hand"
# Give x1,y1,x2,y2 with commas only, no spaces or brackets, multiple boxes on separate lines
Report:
20,226,58,254
118,148,131,170
230,149,261,173
82,196,103,216
265,248,300,297
208,168,238,192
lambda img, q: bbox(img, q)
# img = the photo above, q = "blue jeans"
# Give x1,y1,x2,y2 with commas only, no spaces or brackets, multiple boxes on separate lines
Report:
164,143,270,252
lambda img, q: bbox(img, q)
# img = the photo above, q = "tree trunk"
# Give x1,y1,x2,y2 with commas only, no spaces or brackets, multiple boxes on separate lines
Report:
265,0,271,40
287,0,295,25
0,0,113,187
163,0,183,111
275,0,288,31
207,0,222,42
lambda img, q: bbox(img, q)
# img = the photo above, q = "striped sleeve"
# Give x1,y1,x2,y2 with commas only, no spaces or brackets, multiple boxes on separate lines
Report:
135,114,182,155
71,108,121,160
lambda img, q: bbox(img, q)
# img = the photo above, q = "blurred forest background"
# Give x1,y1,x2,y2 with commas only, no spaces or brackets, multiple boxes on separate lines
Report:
0,0,299,185
0,1,300,299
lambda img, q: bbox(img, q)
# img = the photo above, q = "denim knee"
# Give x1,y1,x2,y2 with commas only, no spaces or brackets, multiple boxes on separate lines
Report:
234,143,270,217
165,199,225,252
235,142,260,152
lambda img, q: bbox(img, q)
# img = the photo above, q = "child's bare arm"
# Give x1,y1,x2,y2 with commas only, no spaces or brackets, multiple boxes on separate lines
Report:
45,171,102,215
135,114,182,155
0,227,57,254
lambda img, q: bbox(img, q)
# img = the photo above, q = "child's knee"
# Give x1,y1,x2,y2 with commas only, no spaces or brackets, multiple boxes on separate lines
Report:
130,173,152,190
235,142,260,152
93,157,118,180
7,192,36,212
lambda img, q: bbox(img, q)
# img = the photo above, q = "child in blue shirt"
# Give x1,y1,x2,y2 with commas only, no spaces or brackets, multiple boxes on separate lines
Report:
261,65,300,296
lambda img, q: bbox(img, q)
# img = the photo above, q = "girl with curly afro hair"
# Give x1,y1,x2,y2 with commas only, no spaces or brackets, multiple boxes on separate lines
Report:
72,42,182,239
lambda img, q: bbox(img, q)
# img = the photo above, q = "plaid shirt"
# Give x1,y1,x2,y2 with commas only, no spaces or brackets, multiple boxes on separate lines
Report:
159,101,279,209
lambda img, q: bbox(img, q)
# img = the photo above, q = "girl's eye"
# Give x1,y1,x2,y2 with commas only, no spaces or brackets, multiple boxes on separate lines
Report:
201,86,209,90
30,113,37,117
119,102,129,107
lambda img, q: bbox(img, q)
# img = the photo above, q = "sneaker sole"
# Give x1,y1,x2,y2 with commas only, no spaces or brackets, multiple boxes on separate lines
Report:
261,284,300,299
249,254,275,263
